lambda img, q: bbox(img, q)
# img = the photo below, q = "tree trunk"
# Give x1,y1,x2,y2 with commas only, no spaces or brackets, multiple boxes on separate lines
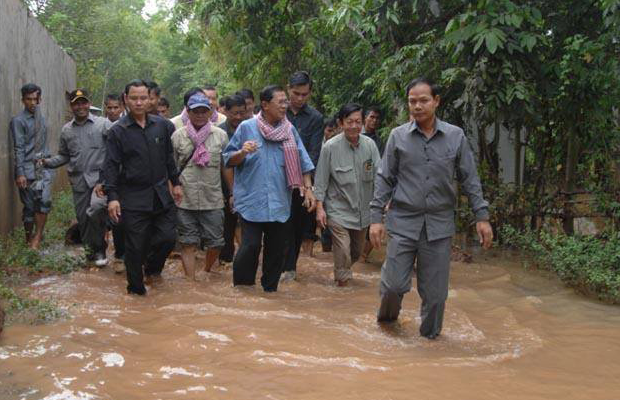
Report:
563,128,580,235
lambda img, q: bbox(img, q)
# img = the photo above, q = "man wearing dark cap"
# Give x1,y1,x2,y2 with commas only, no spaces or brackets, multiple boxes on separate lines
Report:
42,89,112,265
282,71,324,281
172,93,232,280
9,83,53,249
103,79,182,295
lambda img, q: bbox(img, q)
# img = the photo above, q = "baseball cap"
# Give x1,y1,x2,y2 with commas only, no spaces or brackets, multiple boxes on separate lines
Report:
69,89,90,103
187,93,212,110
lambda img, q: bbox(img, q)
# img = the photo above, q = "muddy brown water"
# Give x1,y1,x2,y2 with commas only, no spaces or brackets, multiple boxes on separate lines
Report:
1,246,619,400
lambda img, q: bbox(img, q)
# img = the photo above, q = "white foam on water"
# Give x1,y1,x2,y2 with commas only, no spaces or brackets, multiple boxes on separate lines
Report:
248,332,258,340
0,348,10,359
66,353,86,359
188,386,206,392
196,330,232,343
159,366,201,379
98,319,111,323
252,350,390,372
213,386,228,392
40,390,97,400
526,295,543,304
101,353,124,367
81,361,98,372
79,328,96,335
31,276,60,286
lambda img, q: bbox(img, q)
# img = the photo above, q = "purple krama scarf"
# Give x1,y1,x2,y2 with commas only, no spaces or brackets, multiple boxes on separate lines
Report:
256,112,303,189
184,117,212,167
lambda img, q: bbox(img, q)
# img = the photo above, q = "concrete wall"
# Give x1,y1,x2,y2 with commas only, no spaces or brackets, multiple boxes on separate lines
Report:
0,0,76,235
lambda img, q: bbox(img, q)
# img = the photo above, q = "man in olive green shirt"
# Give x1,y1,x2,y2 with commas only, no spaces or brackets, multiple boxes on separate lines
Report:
171,93,233,280
315,104,380,286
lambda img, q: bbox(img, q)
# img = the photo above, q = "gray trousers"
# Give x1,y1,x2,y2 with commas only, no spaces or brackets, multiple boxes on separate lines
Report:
73,188,107,254
377,228,452,338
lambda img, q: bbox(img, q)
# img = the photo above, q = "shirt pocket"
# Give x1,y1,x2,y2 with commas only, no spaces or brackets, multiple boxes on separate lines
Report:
362,159,374,182
334,165,356,186
208,151,221,169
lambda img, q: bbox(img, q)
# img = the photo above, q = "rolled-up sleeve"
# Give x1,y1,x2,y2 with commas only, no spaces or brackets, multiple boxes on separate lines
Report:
223,124,244,167
456,133,489,221
9,119,26,178
45,132,70,168
313,143,331,202
370,130,398,224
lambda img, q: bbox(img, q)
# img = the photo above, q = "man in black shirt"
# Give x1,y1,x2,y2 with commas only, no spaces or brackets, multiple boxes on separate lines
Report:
282,71,324,281
218,94,248,266
104,79,182,295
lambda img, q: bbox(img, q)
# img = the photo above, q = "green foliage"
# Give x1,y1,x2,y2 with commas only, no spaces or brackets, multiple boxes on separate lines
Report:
0,190,82,324
502,226,620,303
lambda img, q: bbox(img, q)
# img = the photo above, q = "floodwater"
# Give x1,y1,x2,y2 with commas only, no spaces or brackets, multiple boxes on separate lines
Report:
1,246,619,400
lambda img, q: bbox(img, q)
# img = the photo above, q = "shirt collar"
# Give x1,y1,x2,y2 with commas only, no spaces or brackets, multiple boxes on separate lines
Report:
409,117,446,138
71,113,95,126
21,109,35,119
119,112,156,129
287,103,309,117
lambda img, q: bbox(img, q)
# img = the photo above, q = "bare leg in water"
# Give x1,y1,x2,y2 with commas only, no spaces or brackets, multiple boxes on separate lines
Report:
29,213,47,249
180,244,197,280
204,248,221,272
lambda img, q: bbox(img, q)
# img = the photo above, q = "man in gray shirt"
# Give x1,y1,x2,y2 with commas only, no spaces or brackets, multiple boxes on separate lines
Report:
315,103,380,286
369,78,493,339
43,89,111,266
9,83,53,249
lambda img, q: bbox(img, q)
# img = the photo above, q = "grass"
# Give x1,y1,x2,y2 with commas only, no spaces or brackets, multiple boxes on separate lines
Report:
0,189,85,324
501,225,620,303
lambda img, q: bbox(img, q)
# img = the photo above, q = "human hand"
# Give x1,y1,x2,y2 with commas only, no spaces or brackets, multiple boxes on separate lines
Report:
94,184,105,198
15,175,27,189
369,223,385,249
316,207,327,229
241,141,258,154
229,195,235,212
172,185,183,204
476,221,494,249
108,200,121,223
302,188,316,212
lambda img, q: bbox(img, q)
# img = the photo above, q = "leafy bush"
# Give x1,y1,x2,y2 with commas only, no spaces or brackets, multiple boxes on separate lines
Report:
0,189,82,324
501,226,620,302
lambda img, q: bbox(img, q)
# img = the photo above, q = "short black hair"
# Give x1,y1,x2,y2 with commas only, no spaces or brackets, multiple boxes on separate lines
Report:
325,117,338,129
363,105,382,119
158,97,170,108
21,83,41,98
259,85,285,104
337,103,363,121
145,81,161,96
105,94,120,104
219,96,228,108
224,94,247,110
405,77,439,98
236,88,255,101
183,87,205,106
124,79,148,95
288,70,312,89
204,84,217,92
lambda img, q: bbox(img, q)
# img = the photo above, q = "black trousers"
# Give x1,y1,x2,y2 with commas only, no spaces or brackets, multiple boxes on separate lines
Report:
111,222,125,259
219,204,237,262
283,189,316,272
123,207,177,294
233,218,291,292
